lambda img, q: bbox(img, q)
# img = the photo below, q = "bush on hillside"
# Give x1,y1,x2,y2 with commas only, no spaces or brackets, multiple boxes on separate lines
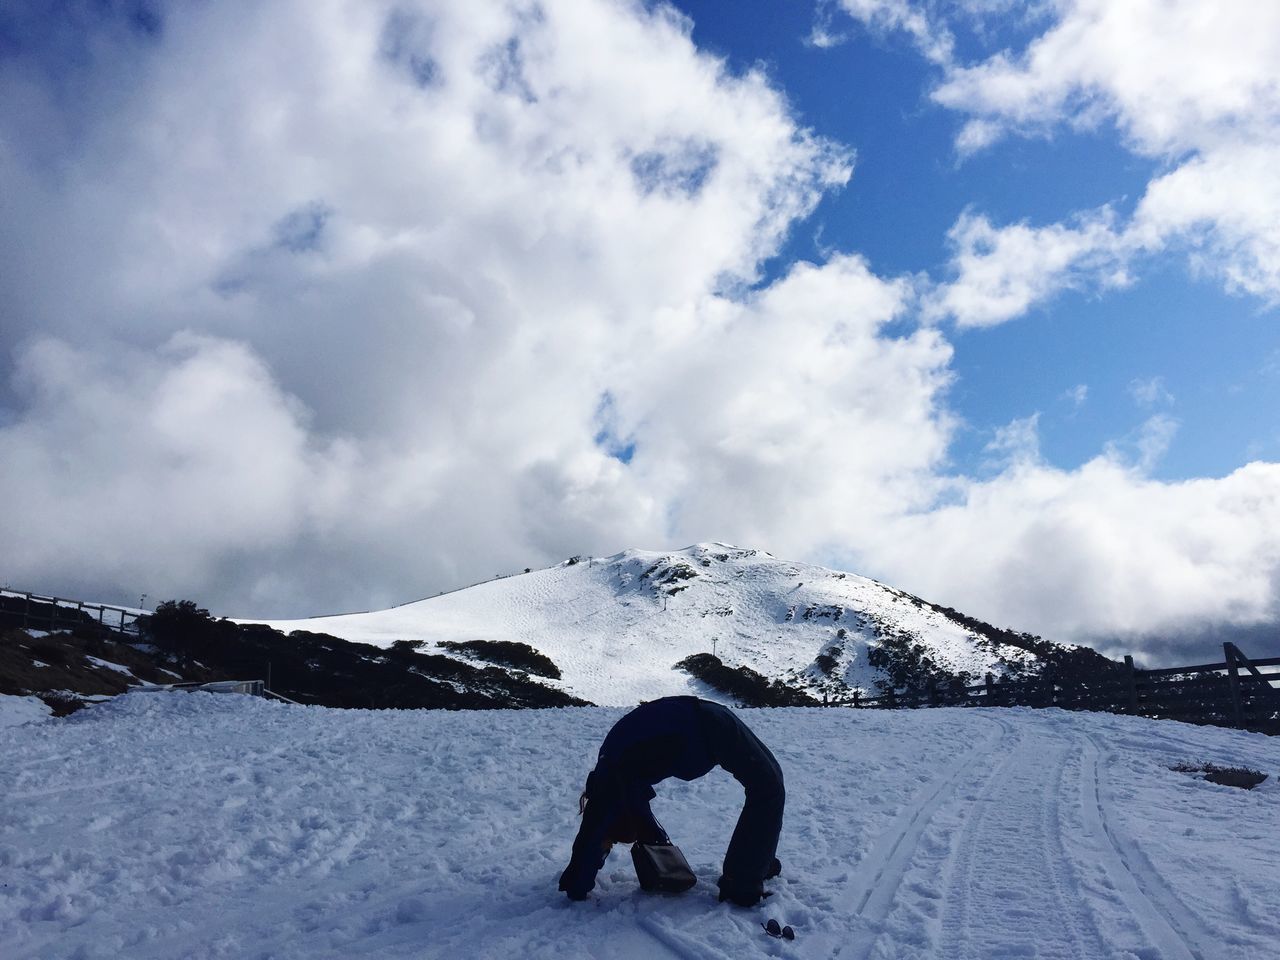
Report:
438,640,562,679
674,653,816,708
133,601,587,709
141,600,216,660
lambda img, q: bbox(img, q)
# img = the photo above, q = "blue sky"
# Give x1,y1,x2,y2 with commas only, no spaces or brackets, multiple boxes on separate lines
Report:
2,0,1279,660
674,0,1277,483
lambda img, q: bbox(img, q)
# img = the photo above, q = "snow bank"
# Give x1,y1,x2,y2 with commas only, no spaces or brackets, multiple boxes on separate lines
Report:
2,694,1278,959
0,694,51,729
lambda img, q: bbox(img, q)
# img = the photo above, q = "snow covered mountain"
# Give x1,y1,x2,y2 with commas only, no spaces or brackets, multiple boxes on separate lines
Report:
251,543,1097,707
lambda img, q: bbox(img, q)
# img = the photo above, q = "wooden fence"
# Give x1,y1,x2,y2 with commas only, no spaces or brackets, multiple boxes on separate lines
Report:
843,642,1280,734
0,588,142,637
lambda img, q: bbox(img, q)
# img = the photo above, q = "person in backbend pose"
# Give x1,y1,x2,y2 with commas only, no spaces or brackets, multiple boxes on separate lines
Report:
558,695,784,907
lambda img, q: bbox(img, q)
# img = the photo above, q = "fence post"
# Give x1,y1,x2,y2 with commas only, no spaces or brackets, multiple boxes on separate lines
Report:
1124,655,1139,713
927,678,939,707
23,592,30,630
985,672,996,706
1224,642,1244,728
49,597,58,631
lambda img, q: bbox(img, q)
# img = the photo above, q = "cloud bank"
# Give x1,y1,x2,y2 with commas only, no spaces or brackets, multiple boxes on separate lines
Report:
2,0,1279,661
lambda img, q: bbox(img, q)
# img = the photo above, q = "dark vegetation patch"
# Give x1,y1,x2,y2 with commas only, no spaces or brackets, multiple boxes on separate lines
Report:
1170,761,1269,790
0,600,589,713
867,624,967,694
437,639,562,679
911,596,1119,679
674,653,817,708
840,594,1122,698
138,601,589,709
814,651,839,675
0,624,222,714
800,642,857,705
802,604,844,621
640,559,700,596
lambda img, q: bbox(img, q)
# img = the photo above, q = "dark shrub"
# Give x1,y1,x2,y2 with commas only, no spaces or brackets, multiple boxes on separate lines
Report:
674,653,816,707
28,641,69,665
140,600,216,660
438,640,562,679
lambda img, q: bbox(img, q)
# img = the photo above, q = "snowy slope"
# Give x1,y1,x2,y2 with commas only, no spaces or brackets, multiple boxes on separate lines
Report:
3,693,1277,959
0,694,51,729
249,544,1044,706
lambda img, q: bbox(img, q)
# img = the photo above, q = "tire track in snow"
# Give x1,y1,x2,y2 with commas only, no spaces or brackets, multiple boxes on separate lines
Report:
639,913,736,960
830,713,1012,959
935,726,1104,960
1078,733,1213,960
7,775,137,801
1038,738,1107,958
934,725,1025,960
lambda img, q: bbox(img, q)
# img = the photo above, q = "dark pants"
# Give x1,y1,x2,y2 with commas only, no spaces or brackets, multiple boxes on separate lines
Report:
697,700,786,902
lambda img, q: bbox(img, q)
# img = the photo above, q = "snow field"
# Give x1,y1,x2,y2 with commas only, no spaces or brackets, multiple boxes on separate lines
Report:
3,694,1278,959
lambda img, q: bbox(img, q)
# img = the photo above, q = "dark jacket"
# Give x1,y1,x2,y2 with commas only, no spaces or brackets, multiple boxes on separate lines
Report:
558,696,784,905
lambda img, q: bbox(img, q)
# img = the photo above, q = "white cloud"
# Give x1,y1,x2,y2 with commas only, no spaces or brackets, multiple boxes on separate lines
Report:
859,457,1280,658
1130,143,1280,301
953,117,1004,155
814,0,953,64
929,0,1280,304
621,255,955,553
1131,414,1180,473
1062,384,1088,408
926,209,1126,326
1127,376,1174,409
0,335,358,604
982,413,1041,469
826,1,1280,314
931,0,1280,157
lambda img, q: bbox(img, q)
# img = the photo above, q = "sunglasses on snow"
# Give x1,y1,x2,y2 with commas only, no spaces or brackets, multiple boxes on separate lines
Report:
762,919,795,940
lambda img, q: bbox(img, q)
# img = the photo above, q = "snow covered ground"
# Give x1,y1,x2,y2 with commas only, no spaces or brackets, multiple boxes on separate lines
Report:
0,694,51,729
3,694,1278,959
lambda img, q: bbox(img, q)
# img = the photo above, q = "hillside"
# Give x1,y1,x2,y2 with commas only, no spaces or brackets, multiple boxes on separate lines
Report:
3,693,1276,959
0,544,1113,712
249,543,1108,706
